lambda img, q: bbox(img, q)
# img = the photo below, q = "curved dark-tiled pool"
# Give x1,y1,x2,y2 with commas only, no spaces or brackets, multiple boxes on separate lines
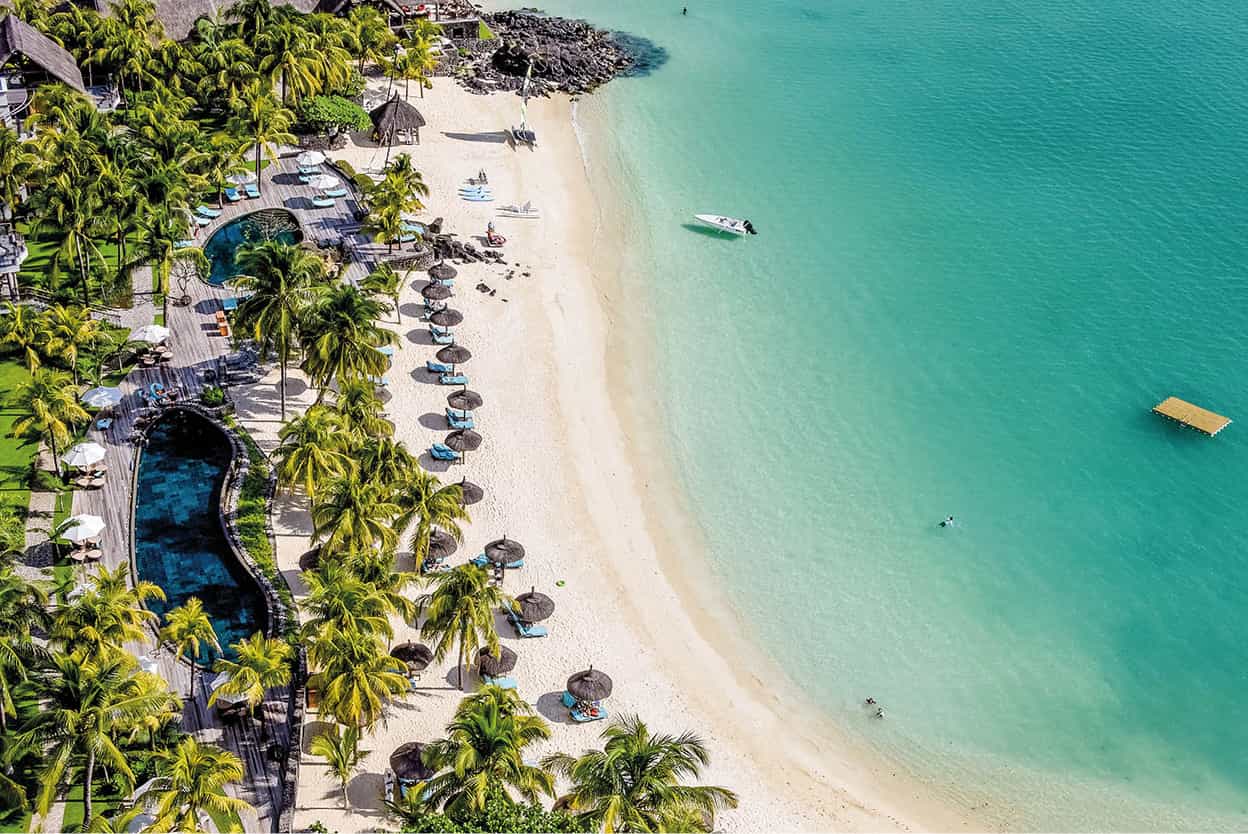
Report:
203,209,303,285
134,410,268,661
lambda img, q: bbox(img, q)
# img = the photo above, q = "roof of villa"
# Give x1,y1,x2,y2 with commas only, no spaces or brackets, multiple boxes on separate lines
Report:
72,0,325,41
0,14,87,93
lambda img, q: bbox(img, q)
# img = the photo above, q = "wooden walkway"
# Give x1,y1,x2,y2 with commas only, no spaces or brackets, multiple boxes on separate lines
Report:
1153,396,1232,436
70,259,289,832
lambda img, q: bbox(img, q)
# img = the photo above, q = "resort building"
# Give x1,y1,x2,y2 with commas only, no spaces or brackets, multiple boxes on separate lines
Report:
0,13,87,133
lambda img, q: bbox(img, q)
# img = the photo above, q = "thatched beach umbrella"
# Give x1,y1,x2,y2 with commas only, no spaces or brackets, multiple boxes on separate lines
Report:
567,667,613,701
447,389,483,411
421,282,452,301
514,587,555,622
457,478,484,506
370,95,427,164
436,345,471,365
427,528,458,561
484,536,525,566
298,547,321,572
477,645,517,677
445,430,482,453
390,642,434,672
428,308,463,327
389,742,434,782
429,262,457,282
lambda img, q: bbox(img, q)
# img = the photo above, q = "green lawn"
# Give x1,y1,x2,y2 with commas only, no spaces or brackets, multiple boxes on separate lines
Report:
59,781,122,833
0,808,31,834
0,360,38,512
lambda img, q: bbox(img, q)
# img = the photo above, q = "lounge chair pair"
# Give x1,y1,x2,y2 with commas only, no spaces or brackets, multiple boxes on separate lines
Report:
440,373,469,386
507,609,548,638
562,691,608,722
446,411,473,430
430,329,455,346
193,215,211,227
481,673,517,690
244,183,260,199
224,187,242,202
196,205,222,218
430,443,461,462
174,239,196,249
471,554,525,570
325,186,348,198
311,195,335,208
427,360,453,374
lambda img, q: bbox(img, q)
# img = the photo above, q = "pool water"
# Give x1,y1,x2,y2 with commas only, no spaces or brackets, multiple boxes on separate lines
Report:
203,209,303,286
134,411,268,661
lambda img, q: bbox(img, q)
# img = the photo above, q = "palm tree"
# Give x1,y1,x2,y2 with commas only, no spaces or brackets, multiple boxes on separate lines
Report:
230,239,323,419
331,379,393,439
0,125,34,218
362,203,405,253
11,366,88,478
227,0,277,41
210,632,293,739
310,724,362,810
541,715,740,833
27,169,106,303
274,405,353,496
51,564,165,656
160,597,221,700
143,737,252,833
311,469,401,555
345,5,396,72
226,80,296,195
0,303,47,372
305,625,407,730
257,20,322,104
401,33,439,99
299,284,396,393
357,436,414,490
419,564,509,690
456,682,536,721
189,131,249,208
18,652,179,823
0,567,49,733
394,469,467,566
44,304,105,385
300,561,402,643
358,263,401,323
421,697,554,814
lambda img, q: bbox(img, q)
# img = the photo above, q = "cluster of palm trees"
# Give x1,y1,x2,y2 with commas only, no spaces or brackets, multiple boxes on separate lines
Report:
0,563,253,830
385,19,442,101
363,153,430,252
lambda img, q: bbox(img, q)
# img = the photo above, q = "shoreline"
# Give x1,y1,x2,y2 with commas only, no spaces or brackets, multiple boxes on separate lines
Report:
254,77,975,832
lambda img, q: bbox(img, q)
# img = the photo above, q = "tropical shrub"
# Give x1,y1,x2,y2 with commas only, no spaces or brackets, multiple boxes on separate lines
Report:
297,95,371,136
394,792,588,833
200,385,226,407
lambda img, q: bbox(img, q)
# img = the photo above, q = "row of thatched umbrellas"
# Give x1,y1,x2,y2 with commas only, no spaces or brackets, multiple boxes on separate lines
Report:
423,264,486,463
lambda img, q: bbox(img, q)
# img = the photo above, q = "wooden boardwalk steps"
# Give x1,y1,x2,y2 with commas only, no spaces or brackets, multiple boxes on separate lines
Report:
1152,396,1231,436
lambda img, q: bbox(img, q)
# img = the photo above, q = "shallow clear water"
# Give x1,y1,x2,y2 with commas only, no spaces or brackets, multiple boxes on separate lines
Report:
501,0,1248,827
203,209,303,285
134,412,268,661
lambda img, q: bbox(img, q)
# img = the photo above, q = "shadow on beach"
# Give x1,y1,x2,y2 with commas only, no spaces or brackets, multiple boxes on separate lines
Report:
442,130,510,144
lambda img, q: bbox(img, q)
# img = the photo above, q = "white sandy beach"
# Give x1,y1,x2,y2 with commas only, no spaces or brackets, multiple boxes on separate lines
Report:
232,76,980,833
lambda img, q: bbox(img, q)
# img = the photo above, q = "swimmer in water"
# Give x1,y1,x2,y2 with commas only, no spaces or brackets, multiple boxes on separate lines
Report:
940,515,955,527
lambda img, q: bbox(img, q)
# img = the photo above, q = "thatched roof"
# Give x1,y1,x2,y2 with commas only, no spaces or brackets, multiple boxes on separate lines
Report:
370,95,426,142
0,14,86,93
81,0,325,41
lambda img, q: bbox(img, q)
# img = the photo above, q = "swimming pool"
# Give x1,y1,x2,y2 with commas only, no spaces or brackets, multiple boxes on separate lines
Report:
133,410,268,661
203,209,303,286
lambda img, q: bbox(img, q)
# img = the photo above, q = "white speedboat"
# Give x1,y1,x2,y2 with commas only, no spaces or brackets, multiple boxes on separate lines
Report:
693,214,757,236
499,201,540,219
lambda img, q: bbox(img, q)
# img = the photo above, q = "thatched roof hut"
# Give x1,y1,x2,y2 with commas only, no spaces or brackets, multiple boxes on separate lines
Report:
370,95,427,145
0,14,86,93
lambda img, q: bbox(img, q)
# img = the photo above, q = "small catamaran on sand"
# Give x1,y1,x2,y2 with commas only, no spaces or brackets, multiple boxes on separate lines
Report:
510,61,538,148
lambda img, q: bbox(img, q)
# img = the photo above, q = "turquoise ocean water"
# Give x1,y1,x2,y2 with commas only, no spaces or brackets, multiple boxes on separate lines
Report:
507,1,1248,827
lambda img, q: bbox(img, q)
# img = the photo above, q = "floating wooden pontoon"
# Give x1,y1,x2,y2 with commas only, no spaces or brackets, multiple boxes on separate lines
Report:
1152,397,1231,436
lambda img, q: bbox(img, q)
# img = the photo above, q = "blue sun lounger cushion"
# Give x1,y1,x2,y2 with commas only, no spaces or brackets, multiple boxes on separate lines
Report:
562,691,608,721
430,443,462,462
431,331,454,345
196,205,222,218
447,412,474,430
224,187,242,202
325,186,348,198
440,374,469,386
427,360,452,374
481,674,517,690
194,215,212,227
430,325,453,337
508,611,548,638
311,196,335,208
244,183,260,198
446,407,472,421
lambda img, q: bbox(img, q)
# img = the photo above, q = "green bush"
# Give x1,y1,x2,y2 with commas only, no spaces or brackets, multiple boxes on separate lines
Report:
297,95,371,135
398,794,589,833
333,159,357,179
200,385,226,407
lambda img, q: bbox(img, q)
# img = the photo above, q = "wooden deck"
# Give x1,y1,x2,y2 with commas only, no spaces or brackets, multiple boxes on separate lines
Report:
1153,396,1231,436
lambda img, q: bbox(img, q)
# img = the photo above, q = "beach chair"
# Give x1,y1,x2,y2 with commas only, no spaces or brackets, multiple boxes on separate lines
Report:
311,195,335,208
298,165,319,176
397,232,418,244
196,205,222,218
368,375,390,387
95,417,113,431
174,239,195,249
430,443,461,462
481,674,517,690
194,215,211,227
447,411,474,430
431,330,455,346
446,407,472,421
325,186,348,198
430,324,453,338
222,297,239,312
562,691,608,722
427,360,453,374
439,373,469,386
243,183,260,199
224,187,242,202
378,345,395,357
471,554,524,569
508,610,548,638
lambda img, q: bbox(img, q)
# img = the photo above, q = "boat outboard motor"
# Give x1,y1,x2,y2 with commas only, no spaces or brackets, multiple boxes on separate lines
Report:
744,220,757,235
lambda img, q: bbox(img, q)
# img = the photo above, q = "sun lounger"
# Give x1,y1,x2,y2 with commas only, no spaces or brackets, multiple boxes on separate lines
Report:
95,418,113,431
430,325,453,338
196,205,222,218
368,375,389,387
508,611,548,638
298,165,319,175
439,373,468,386
244,183,260,199
311,196,335,208
447,412,474,430
194,215,211,227
325,186,348,198
426,360,452,374
430,443,462,462
431,330,454,346
561,691,608,722
471,554,524,569
174,239,195,249
378,345,395,357
481,674,517,690
224,187,242,202
446,407,472,421
222,297,238,311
